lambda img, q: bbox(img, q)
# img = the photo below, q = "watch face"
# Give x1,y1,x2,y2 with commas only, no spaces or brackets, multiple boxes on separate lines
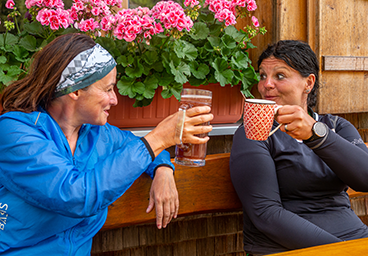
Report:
314,122,327,137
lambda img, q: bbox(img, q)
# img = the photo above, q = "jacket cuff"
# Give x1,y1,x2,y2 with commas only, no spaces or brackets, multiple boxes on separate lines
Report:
153,164,175,178
140,137,155,161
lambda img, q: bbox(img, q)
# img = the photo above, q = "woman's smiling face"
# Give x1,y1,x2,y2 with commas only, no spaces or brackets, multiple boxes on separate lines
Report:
77,67,118,126
257,57,314,111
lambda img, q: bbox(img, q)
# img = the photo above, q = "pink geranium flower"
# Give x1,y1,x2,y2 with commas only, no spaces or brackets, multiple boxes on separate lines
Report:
215,9,236,26
100,15,116,31
5,0,15,9
79,18,99,32
251,16,259,27
184,0,199,8
247,0,257,11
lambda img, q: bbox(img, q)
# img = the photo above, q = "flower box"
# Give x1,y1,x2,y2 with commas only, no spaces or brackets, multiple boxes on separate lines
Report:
107,83,244,128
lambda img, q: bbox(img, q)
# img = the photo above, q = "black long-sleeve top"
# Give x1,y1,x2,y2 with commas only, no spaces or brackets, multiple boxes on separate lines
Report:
230,113,368,255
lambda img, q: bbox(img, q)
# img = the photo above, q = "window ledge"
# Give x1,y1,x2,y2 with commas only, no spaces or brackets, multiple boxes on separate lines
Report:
127,122,241,137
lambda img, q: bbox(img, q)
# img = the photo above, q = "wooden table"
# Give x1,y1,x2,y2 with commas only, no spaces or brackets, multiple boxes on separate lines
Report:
268,237,368,255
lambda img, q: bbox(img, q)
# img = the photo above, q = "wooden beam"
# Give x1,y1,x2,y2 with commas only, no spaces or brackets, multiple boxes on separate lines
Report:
102,153,242,230
323,56,368,71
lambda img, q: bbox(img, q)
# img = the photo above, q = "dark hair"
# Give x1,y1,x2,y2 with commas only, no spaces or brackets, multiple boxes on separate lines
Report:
257,40,320,108
1,33,96,114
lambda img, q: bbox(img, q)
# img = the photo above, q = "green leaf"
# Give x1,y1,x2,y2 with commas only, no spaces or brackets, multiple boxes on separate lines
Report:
241,66,258,90
0,70,15,85
117,76,136,98
23,21,45,36
190,22,210,40
212,58,233,86
6,65,23,76
231,51,250,69
212,57,228,72
133,97,154,107
224,26,246,42
215,69,233,86
0,56,7,64
208,37,221,48
19,35,37,51
198,11,215,22
126,59,144,78
0,65,23,85
132,82,145,95
154,71,174,87
188,76,207,86
161,83,182,100
174,40,197,61
208,24,223,37
12,45,30,62
142,76,159,99
116,54,134,67
221,34,236,49
143,50,158,65
247,42,257,49
169,61,190,84
189,62,210,79
3,33,18,46
152,61,164,72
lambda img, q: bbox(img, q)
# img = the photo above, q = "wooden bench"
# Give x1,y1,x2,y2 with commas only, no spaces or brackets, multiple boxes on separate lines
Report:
102,144,368,230
102,153,241,230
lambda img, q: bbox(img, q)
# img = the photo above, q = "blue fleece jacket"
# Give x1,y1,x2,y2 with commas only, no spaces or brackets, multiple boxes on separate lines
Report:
0,108,174,255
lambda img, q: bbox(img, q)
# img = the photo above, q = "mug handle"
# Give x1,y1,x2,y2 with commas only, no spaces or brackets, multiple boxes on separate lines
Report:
269,105,283,136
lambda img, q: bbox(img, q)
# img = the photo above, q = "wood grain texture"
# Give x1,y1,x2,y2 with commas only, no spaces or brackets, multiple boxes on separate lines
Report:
268,237,368,256
277,0,308,41
102,153,241,230
317,0,368,114
323,56,368,71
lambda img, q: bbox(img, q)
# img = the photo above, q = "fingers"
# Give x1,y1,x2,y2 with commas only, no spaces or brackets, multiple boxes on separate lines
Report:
155,200,164,229
149,167,179,229
179,106,213,145
276,105,316,140
185,106,212,116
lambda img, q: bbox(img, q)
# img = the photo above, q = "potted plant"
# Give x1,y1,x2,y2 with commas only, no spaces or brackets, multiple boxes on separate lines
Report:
1,0,265,126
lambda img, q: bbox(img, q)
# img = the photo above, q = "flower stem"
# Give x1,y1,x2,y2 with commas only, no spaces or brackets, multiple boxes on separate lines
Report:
14,16,21,35
158,36,171,56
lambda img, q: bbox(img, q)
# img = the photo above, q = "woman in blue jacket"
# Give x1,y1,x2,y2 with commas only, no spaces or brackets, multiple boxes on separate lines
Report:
0,33,213,255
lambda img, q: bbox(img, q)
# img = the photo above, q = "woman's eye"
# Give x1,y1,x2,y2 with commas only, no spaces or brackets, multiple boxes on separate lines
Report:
260,74,266,80
277,74,285,79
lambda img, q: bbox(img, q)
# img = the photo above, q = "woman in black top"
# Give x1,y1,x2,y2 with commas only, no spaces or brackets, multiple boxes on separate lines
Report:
230,40,368,255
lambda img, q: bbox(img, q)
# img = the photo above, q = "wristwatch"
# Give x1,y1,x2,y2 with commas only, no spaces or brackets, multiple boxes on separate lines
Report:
304,122,328,142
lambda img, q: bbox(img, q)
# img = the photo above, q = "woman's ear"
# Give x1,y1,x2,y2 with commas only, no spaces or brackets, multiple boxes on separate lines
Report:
305,74,316,93
68,90,80,101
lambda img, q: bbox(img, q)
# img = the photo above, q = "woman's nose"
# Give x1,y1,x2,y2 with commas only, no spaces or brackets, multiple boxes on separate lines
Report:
263,77,275,90
110,90,118,106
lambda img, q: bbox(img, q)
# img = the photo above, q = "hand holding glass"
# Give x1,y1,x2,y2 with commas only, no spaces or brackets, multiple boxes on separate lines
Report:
174,89,212,167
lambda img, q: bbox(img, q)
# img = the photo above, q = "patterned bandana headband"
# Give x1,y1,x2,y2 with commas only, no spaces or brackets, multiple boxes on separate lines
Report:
54,44,117,98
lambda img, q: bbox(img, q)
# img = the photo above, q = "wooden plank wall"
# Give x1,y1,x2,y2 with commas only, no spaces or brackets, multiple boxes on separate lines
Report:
317,0,368,115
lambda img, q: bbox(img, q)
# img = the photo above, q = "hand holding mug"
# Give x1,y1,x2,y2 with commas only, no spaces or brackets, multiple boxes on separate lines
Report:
274,105,317,140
